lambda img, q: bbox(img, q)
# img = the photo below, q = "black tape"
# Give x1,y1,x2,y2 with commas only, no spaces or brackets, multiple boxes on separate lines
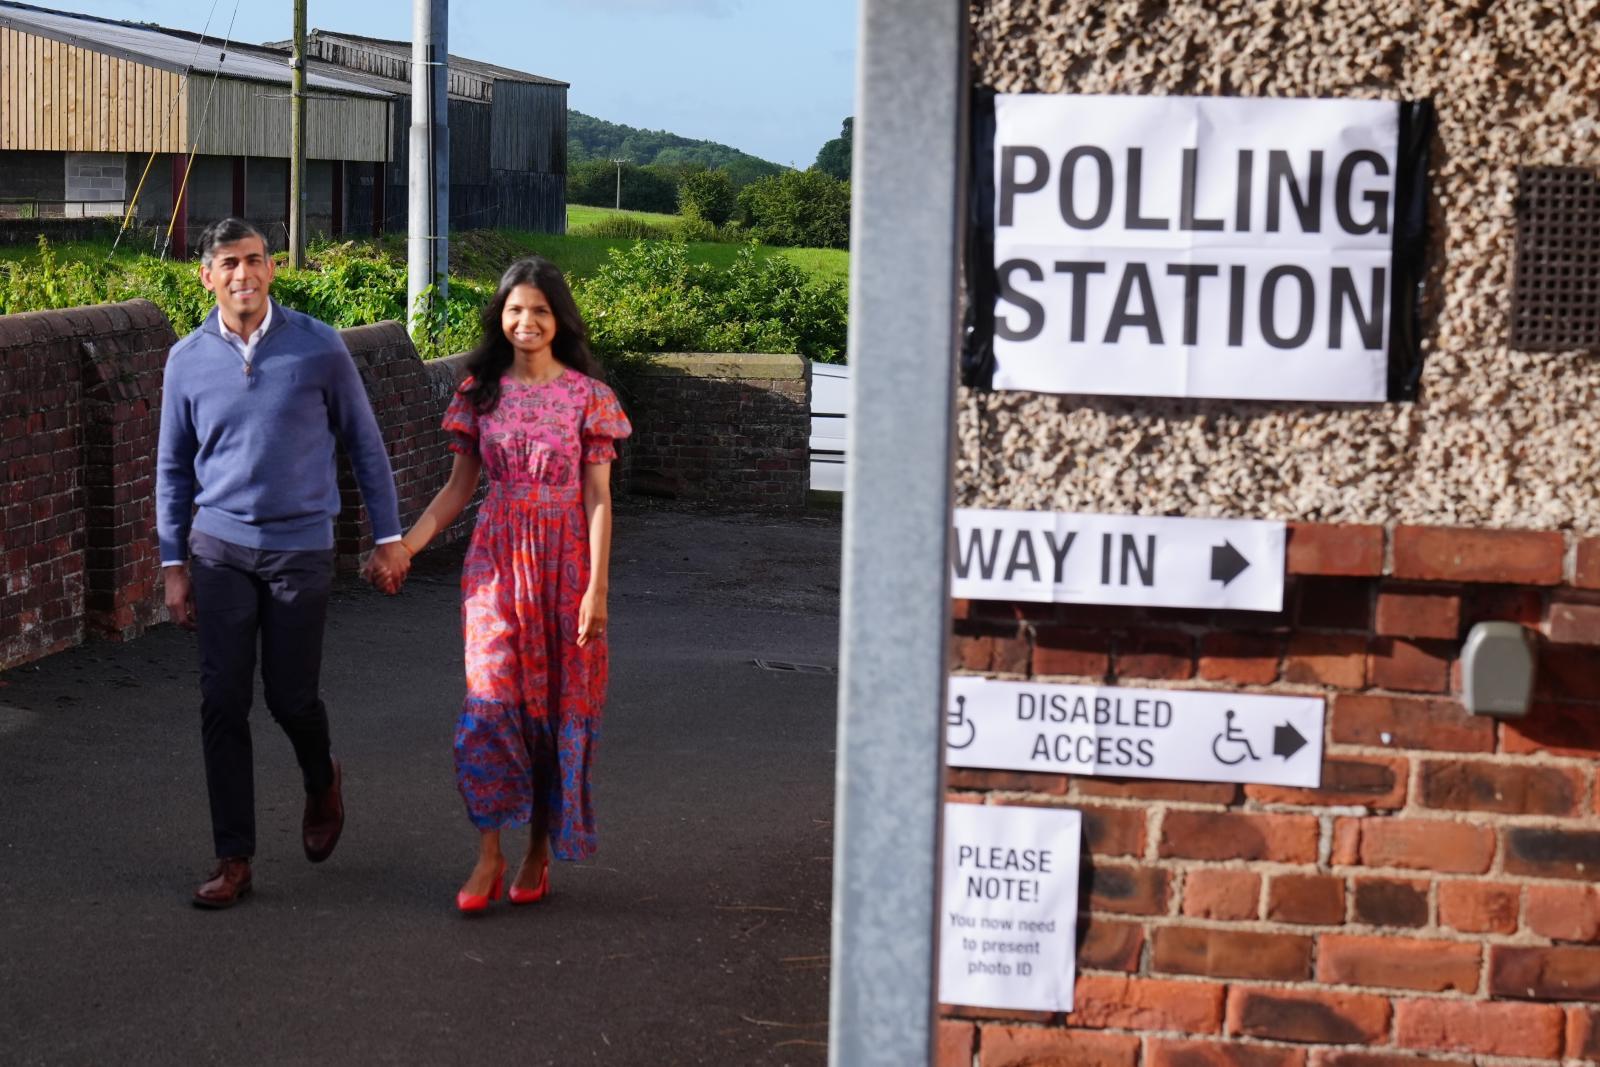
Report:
960,87,998,390
1386,99,1434,401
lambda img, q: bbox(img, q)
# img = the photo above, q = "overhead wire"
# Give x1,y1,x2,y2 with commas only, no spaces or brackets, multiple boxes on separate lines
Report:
161,0,245,261
109,0,223,261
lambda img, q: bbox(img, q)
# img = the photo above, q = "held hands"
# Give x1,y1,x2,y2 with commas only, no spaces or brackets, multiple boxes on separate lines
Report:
576,586,607,647
363,542,413,595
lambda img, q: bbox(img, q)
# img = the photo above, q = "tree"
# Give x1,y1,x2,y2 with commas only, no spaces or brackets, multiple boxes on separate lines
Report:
737,170,851,249
812,117,852,181
566,160,681,214
567,110,785,183
677,168,737,226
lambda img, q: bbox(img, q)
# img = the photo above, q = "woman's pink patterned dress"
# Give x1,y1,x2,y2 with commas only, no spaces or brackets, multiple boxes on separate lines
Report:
441,370,631,859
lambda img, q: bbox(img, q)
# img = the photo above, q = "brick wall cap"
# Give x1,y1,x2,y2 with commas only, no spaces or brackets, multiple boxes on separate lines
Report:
638,353,809,380
0,299,169,350
340,320,411,350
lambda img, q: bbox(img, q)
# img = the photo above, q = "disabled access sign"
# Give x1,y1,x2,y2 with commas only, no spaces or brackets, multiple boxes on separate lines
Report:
946,676,1325,788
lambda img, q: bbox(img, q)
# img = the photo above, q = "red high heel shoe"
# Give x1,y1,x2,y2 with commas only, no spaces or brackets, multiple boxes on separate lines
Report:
456,859,506,915
508,860,549,905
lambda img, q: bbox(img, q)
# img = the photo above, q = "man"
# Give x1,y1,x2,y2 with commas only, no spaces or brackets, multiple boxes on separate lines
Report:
156,217,411,909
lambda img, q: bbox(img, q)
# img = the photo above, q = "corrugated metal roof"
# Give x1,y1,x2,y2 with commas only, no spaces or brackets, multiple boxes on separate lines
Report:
287,31,569,90
0,1,393,99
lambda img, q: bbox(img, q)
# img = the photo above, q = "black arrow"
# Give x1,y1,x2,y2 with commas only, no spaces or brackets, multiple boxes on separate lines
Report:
1211,541,1250,586
1273,722,1307,760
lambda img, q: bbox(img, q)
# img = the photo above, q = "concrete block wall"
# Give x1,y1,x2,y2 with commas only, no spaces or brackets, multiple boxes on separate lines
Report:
624,353,810,508
943,522,1600,1065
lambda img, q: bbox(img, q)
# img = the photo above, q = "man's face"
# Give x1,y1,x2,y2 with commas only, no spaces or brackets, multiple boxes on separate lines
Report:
200,236,275,322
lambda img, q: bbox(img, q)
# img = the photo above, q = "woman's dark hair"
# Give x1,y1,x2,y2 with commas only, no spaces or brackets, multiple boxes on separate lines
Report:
460,256,603,413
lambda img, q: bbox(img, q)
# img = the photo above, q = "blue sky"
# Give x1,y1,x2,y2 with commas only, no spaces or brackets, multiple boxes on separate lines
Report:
57,0,859,168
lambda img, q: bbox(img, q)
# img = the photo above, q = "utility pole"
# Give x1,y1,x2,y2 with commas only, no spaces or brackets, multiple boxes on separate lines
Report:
408,0,449,337
287,0,307,268
611,158,626,210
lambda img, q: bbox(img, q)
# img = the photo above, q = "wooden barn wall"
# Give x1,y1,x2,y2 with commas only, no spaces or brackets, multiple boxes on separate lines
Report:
382,95,410,234
186,79,387,162
450,99,490,185
304,39,408,85
491,170,565,233
0,27,185,152
489,81,566,175
376,80,564,233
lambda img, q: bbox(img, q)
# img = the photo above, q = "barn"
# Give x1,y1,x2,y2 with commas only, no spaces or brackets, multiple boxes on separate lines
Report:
0,1,566,253
264,30,568,236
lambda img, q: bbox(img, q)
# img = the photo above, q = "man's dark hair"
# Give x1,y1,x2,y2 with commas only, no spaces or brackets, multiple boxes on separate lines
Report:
196,217,271,266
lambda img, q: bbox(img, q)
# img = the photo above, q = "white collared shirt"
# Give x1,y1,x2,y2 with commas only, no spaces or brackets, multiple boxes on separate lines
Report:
220,302,273,374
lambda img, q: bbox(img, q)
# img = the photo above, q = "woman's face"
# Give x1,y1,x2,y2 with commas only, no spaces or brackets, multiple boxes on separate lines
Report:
501,283,558,359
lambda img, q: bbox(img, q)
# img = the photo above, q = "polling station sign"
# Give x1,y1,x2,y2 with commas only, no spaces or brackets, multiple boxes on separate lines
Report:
939,803,1082,1013
946,676,1326,789
962,94,1433,402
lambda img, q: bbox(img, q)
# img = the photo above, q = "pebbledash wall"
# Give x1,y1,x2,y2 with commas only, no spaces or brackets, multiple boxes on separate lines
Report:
0,300,808,672
945,3,1600,1067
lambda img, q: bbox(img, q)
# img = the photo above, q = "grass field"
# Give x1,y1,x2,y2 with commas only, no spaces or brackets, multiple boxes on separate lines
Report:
563,204,849,287
565,204,679,230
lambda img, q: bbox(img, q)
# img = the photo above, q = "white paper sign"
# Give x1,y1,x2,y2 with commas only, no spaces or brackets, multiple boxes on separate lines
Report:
947,676,1325,788
953,508,1285,612
991,94,1399,401
939,803,1082,1012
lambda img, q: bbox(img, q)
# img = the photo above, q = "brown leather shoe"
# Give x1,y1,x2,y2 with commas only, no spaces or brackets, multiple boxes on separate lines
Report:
193,857,252,909
303,757,345,863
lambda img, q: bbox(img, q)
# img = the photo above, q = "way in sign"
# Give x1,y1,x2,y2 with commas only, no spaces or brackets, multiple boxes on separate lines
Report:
951,508,1286,612
947,675,1326,789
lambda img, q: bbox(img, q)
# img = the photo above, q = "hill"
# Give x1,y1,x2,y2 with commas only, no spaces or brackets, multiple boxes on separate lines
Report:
568,111,785,186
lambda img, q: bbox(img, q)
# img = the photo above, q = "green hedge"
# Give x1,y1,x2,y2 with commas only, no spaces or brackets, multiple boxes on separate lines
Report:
0,236,849,370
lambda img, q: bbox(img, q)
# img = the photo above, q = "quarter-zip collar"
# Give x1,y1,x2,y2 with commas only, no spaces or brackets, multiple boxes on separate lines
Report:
206,300,283,378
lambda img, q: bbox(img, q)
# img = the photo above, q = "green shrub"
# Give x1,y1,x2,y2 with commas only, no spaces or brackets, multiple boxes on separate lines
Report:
0,235,850,379
0,237,491,359
736,170,851,250
575,240,847,365
669,216,719,243
677,168,737,226
569,215,673,240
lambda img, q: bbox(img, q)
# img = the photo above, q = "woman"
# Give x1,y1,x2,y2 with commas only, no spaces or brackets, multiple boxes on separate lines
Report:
378,256,630,913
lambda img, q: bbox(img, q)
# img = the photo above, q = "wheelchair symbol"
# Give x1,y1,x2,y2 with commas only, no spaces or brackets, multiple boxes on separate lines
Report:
1211,710,1260,765
946,695,976,750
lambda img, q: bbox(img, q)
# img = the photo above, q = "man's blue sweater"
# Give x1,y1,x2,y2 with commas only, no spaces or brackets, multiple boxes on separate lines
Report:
156,301,402,562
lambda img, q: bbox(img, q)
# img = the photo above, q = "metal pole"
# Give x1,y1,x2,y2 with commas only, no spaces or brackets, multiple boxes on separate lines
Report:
408,0,449,337
287,0,306,268
828,0,967,1064
612,158,624,210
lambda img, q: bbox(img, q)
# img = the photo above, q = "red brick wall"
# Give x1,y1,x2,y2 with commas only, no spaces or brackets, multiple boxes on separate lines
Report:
334,327,475,573
0,305,801,670
0,300,173,668
0,306,476,668
623,353,810,508
945,523,1600,1066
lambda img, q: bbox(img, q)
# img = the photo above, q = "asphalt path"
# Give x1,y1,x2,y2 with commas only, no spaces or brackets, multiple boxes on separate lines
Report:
0,506,842,1066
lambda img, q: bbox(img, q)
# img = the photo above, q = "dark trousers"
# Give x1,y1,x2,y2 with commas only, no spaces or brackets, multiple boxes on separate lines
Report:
190,531,337,859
